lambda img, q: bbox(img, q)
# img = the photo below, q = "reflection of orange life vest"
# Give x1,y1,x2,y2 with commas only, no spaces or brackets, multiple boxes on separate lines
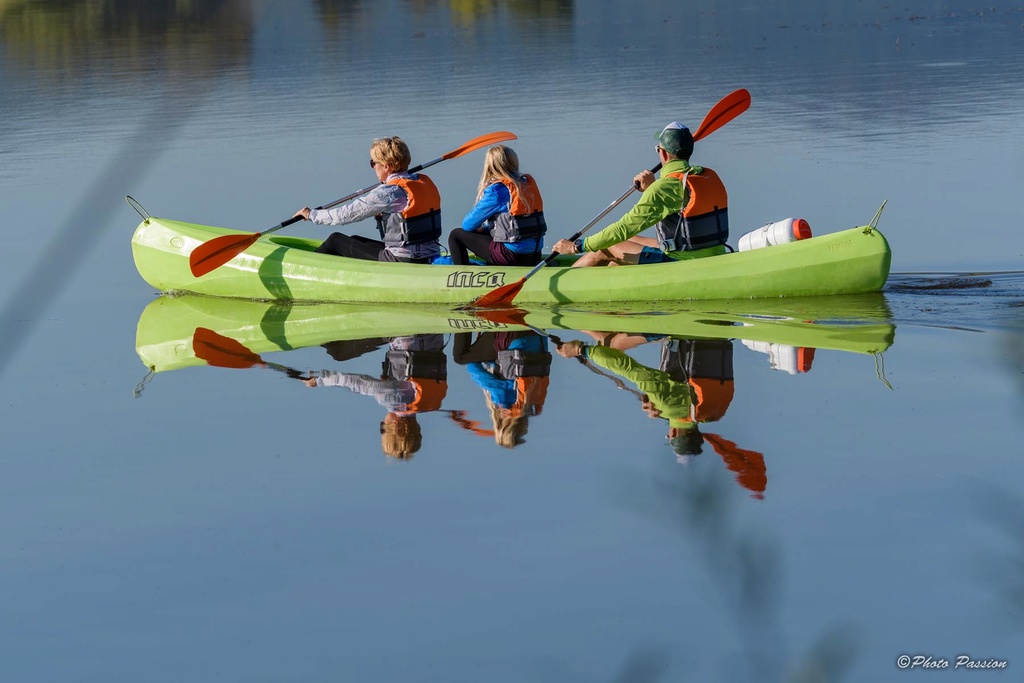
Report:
386,335,448,414
656,168,729,251
508,376,549,419
407,377,447,413
376,174,443,247
490,174,547,244
689,376,734,423
447,376,548,435
661,339,734,423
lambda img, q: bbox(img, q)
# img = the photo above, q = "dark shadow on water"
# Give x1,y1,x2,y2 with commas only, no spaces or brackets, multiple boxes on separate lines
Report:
884,271,1024,332
971,486,1024,636
888,275,994,292
616,465,861,682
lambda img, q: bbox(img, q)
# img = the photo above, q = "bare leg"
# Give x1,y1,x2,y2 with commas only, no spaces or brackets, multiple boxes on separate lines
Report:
628,235,660,249
571,239,647,267
579,330,655,351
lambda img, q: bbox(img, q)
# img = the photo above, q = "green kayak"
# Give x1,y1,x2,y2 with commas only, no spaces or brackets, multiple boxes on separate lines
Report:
135,294,895,374
130,208,891,305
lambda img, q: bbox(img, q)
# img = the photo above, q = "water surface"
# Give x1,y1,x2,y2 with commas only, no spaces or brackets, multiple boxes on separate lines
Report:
2,2,1023,681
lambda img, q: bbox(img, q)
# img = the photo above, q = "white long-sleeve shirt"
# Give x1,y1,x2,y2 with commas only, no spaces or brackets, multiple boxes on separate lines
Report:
308,173,440,261
312,371,418,414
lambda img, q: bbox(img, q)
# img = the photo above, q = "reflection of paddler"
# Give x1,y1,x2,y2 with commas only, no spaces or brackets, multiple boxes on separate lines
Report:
305,334,448,459
452,330,551,448
660,337,735,432
557,337,766,499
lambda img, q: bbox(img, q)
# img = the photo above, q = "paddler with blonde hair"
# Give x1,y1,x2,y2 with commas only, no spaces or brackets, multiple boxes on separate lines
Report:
447,144,547,266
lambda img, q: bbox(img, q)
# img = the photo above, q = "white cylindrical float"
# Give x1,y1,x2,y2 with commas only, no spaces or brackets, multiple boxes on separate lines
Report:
737,217,812,252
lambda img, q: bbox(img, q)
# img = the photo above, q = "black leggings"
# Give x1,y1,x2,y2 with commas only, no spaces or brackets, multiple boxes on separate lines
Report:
448,229,543,266
453,330,534,365
315,233,386,261
447,228,495,265
316,233,432,263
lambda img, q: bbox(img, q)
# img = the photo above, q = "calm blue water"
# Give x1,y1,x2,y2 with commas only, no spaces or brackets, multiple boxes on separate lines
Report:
2,2,1023,681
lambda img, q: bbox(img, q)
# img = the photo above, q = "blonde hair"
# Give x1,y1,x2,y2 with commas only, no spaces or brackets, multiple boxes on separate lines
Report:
370,136,411,173
484,392,529,449
380,413,422,459
476,145,533,213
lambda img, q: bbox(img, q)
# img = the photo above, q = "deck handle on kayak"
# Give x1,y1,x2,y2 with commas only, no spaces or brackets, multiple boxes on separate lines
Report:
865,199,888,234
125,195,151,223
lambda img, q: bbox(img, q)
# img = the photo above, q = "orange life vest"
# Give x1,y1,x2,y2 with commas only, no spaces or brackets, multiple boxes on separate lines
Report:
376,173,443,247
490,174,547,244
656,167,729,251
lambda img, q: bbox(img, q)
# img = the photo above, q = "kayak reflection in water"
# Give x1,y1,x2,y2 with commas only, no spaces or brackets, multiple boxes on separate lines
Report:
557,333,767,499
450,330,551,448
304,333,448,460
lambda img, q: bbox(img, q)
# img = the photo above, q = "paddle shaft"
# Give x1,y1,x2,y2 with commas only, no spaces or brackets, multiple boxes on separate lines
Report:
258,154,452,238
514,162,663,281
521,320,645,395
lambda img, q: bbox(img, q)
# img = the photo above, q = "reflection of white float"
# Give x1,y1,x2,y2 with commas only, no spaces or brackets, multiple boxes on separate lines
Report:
742,340,815,374
738,217,812,252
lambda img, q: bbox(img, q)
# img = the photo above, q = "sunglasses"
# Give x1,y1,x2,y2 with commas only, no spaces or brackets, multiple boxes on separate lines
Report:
369,159,378,168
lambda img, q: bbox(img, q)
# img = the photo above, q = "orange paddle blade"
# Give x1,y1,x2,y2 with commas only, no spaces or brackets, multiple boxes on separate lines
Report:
693,88,750,141
461,277,526,309
442,131,517,160
189,231,262,278
192,327,265,369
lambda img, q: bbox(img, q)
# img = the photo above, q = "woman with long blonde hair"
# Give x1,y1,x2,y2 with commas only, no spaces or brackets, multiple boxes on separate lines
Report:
448,145,547,266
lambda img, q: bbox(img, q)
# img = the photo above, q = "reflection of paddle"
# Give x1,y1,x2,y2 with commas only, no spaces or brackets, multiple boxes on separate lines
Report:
473,307,645,397
188,130,518,277
461,89,751,309
192,327,309,380
703,432,767,499
446,409,494,437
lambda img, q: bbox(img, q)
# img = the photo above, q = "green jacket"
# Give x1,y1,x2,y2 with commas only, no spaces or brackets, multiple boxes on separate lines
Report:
586,345,695,427
582,159,698,253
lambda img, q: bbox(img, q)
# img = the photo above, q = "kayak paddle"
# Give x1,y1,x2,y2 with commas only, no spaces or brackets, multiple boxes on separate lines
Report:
461,89,750,309
192,327,309,379
188,130,519,278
